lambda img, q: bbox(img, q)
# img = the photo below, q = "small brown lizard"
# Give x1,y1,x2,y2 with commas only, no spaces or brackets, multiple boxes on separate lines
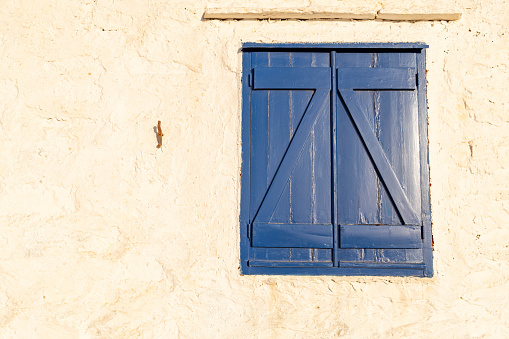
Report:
157,120,164,148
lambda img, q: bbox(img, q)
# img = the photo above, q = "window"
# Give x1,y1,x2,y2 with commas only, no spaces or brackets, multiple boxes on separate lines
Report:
240,43,432,276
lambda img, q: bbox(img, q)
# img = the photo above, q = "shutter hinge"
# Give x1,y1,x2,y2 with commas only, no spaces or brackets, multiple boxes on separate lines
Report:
247,70,254,87
247,221,251,239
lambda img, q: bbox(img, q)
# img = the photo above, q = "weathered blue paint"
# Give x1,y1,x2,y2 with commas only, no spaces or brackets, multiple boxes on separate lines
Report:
336,52,378,228
249,52,269,242
417,49,433,277
243,42,429,49
240,44,432,277
337,67,416,89
253,223,333,248
252,89,330,223
244,266,425,276
340,225,422,249
253,67,331,89
246,51,334,266
239,51,251,273
338,88,420,225
267,53,291,225
331,51,339,267
249,261,334,267
339,262,425,269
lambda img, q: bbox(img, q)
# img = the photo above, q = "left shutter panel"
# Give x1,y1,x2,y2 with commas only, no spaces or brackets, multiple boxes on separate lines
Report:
248,51,333,267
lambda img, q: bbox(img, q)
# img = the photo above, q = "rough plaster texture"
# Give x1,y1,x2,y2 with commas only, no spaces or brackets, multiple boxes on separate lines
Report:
0,0,507,337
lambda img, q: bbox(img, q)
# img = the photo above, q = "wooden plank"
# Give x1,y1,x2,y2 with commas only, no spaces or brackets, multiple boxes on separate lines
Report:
377,54,402,226
340,248,423,263
331,51,339,267
382,249,417,262
289,54,314,225
251,248,333,262
338,88,420,225
335,53,377,265
254,67,331,89
377,12,461,21
266,248,291,261
356,89,379,225
377,53,421,225
250,247,269,260
313,99,332,223
313,249,332,262
336,52,377,226
249,52,270,223
240,51,252,274
268,51,290,66
249,261,333,267
245,266,425,277
203,8,375,20
290,248,312,261
268,52,291,223
417,49,433,277
243,42,429,49
338,67,416,89
336,53,372,224
335,52,372,68
249,248,292,262
340,262,424,269
338,249,362,261
406,248,424,263
203,8,461,22
253,89,330,223
291,51,312,67
252,223,333,248
340,225,422,249
379,248,406,262
309,52,332,225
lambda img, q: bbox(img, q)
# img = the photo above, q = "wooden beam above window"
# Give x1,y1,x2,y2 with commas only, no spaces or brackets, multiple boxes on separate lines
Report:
203,6,461,21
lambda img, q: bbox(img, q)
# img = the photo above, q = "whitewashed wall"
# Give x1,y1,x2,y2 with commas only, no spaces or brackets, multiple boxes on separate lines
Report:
0,0,507,337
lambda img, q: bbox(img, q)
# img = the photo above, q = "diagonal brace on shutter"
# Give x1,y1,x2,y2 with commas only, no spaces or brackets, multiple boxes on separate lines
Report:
338,88,420,225
252,89,330,223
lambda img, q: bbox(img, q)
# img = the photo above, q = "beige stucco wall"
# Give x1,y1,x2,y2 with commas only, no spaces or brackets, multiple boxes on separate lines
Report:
0,0,507,337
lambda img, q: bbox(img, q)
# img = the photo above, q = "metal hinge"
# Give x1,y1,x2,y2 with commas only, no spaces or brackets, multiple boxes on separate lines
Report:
247,70,254,87
247,221,251,239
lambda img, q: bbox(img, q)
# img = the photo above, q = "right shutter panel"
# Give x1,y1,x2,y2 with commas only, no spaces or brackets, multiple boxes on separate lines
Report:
336,51,424,269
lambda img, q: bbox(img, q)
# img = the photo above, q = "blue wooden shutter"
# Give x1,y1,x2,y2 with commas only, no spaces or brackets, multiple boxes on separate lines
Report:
248,51,333,267
336,52,425,269
241,45,432,276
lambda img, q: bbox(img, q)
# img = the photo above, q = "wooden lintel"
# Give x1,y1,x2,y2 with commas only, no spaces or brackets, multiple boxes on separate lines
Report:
203,7,461,21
